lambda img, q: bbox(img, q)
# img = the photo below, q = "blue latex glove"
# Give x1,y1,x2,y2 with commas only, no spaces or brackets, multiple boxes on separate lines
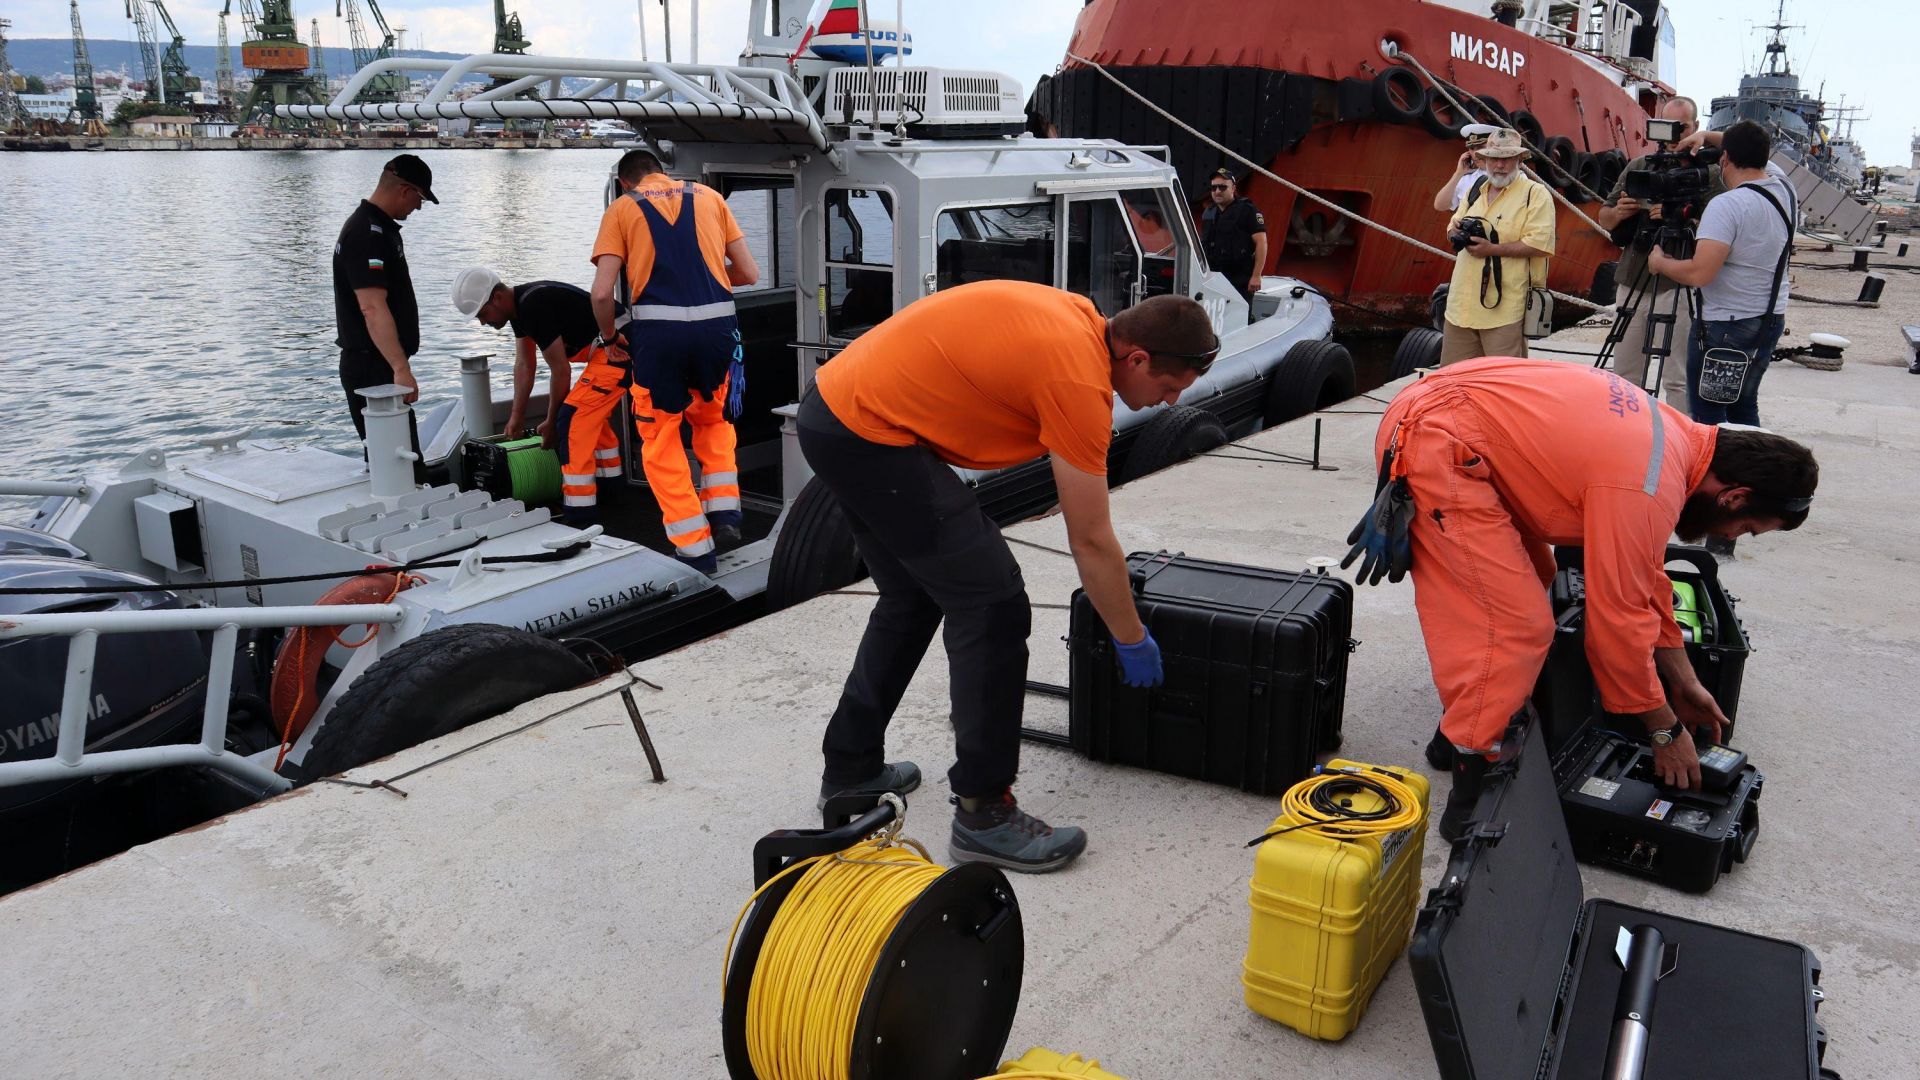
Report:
724,357,747,421
1113,630,1164,689
1340,476,1415,586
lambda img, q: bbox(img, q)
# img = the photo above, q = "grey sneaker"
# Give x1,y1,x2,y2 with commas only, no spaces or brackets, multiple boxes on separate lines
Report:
949,790,1087,873
818,760,922,811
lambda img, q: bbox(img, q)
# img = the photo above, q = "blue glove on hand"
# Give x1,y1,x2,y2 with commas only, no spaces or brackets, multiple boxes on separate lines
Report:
1113,630,1164,689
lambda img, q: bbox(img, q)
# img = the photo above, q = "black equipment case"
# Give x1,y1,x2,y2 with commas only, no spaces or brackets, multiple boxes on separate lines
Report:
1065,552,1354,796
1409,714,1838,1080
1534,544,1751,755
1554,721,1762,893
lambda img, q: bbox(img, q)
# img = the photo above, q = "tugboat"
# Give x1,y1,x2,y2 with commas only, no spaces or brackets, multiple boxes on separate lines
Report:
1028,0,1682,330
0,1,1344,827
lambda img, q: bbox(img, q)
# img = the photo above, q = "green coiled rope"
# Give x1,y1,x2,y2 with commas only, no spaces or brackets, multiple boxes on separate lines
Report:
500,435,565,507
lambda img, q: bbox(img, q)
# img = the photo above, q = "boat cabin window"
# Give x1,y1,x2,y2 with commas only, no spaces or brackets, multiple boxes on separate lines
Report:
824,187,895,339
1065,196,1144,316
934,201,1056,292
1118,188,1183,300
723,178,798,295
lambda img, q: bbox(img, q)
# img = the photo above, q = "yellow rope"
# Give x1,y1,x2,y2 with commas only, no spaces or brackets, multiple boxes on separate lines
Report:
723,836,946,1080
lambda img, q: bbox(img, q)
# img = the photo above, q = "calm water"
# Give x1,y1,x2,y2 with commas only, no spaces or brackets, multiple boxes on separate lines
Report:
0,149,631,503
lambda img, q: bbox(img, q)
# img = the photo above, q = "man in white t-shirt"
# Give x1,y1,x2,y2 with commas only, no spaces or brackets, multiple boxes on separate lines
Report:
1649,120,1796,428
1432,125,1498,213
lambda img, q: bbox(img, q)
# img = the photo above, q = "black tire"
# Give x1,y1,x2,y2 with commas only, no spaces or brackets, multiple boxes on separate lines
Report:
1510,109,1546,150
302,624,594,777
1542,136,1580,188
1592,149,1628,196
1117,405,1229,485
1263,339,1357,426
1474,95,1510,127
1429,283,1451,332
1371,68,1425,124
1389,327,1444,380
1590,260,1619,307
765,476,866,612
1575,152,1609,199
1418,86,1468,140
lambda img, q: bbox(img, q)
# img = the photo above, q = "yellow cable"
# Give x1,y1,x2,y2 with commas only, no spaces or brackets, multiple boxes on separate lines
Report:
1276,767,1426,840
723,836,947,1080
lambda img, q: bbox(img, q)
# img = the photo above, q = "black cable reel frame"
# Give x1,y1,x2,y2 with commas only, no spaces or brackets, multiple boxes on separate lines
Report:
721,792,1027,1080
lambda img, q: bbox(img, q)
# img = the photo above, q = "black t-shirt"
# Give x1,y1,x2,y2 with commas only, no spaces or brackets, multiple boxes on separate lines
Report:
508,280,600,357
332,200,418,357
1201,197,1267,271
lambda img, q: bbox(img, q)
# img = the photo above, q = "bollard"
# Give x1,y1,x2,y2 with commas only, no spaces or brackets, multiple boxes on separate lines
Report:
359,385,421,501
1858,273,1886,304
1900,241,1912,259
1849,247,1870,272
459,354,495,440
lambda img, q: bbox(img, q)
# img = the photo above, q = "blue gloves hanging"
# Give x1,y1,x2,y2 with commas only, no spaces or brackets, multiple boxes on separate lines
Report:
1341,448,1415,586
1113,630,1164,689
724,330,747,422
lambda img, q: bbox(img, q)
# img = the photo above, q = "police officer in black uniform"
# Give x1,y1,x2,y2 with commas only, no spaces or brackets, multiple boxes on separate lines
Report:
333,154,436,441
1199,167,1268,303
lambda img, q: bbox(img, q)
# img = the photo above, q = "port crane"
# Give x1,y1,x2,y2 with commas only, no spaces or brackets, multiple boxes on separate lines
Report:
70,1,106,127
231,0,327,127
126,0,165,102
153,1,203,104
339,0,409,104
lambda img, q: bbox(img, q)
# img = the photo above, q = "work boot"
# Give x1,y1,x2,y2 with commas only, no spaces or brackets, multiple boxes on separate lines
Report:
818,760,922,811
950,790,1087,873
675,550,718,575
1424,726,1456,771
1437,752,1492,844
710,509,744,546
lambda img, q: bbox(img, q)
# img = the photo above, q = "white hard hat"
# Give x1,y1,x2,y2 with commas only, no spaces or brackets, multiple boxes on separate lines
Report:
452,266,503,317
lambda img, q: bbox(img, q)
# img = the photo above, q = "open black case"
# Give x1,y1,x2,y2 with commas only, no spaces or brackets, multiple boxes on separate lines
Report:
1409,714,1839,1080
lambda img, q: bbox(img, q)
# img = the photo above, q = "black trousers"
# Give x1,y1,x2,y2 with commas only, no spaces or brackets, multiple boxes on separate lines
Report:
340,349,423,468
797,389,1031,798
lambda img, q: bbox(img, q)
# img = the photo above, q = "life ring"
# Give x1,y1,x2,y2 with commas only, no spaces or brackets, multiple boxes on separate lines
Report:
1418,86,1468,140
269,570,417,762
1371,68,1425,125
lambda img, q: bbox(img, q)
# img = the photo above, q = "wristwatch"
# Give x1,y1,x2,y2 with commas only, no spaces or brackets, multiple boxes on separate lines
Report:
1649,721,1685,747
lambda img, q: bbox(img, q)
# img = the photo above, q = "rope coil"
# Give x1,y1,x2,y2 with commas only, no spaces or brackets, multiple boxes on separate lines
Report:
1244,766,1426,847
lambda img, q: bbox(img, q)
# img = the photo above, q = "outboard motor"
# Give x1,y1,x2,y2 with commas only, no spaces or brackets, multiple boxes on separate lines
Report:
0,555,210,816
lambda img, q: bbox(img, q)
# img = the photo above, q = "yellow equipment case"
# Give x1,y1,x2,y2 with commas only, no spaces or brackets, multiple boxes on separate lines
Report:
1242,759,1431,1040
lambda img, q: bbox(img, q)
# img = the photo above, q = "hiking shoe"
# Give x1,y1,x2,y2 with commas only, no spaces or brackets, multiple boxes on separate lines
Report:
675,550,718,575
949,790,1087,873
1424,726,1457,771
710,509,744,545
818,760,922,811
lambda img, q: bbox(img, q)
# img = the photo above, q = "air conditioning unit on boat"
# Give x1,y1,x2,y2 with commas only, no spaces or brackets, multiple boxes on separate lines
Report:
821,66,1026,134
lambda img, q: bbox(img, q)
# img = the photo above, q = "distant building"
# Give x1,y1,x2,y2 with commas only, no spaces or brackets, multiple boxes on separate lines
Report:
194,120,239,138
128,115,197,137
18,92,75,122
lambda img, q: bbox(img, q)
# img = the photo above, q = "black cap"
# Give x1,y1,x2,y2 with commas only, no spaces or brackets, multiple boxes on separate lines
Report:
1212,167,1238,182
384,154,438,203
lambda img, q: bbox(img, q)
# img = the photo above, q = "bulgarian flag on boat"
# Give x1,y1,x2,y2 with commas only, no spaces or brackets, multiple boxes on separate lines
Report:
789,0,862,61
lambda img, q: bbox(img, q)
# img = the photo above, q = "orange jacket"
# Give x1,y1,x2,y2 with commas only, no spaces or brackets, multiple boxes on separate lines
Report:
1391,359,1718,712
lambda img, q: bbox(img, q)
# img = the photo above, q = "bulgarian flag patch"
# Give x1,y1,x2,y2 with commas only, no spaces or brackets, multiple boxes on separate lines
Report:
368,258,385,270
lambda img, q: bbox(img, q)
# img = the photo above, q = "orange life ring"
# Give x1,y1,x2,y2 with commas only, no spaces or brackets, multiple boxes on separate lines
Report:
269,571,416,764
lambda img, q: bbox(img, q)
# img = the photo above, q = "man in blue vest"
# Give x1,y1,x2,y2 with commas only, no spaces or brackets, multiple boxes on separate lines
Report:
589,150,760,571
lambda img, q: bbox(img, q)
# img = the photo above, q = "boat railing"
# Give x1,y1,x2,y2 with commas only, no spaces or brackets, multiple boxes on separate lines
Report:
0,603,405,796
277,53,830,150
0,479,90,499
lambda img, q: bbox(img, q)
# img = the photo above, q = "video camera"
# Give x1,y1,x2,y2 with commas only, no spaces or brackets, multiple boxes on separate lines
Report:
1616,117,1723,259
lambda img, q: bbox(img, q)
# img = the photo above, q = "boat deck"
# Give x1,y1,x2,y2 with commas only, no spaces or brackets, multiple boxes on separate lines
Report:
5,244,1917,1079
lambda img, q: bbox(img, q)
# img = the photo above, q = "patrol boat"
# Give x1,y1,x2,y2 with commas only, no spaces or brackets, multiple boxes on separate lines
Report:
0,1,1347,827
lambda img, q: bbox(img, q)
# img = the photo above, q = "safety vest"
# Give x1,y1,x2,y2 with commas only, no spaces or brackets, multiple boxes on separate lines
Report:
622,184,742,416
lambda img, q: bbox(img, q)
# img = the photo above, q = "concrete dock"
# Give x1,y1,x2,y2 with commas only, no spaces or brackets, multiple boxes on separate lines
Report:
5,246,1917,1078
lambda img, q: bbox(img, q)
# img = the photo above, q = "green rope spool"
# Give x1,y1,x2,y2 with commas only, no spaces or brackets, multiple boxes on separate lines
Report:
499,435,565,507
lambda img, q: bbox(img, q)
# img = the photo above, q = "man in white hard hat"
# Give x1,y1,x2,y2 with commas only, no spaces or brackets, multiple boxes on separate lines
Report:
454,268,626,521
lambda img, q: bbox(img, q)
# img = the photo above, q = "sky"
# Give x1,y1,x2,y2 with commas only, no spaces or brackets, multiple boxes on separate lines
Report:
14,0,1915,164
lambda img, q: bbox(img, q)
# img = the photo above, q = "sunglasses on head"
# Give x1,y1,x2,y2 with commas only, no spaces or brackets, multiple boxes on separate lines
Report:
1112,327,1220,374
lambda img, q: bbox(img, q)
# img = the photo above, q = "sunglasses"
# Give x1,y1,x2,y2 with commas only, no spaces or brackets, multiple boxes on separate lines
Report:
1210,183,1231,191
1112,327,1220,374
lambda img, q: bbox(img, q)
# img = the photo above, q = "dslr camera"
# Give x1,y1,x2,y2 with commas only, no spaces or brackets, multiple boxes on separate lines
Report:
1449,215,1492,253
1616,116,1723,258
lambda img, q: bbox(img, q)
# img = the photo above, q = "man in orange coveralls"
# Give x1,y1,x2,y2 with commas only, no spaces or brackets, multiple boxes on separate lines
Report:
1344,358,1818,840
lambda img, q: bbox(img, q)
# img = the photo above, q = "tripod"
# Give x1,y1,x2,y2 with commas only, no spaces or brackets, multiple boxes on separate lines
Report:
1594,253,1698,396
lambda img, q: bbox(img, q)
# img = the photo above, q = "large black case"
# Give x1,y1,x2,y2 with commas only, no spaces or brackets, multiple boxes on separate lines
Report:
1409,714,1836,1080
1534,544,1751,755
1554,723,1762,893
1065,552,1354,796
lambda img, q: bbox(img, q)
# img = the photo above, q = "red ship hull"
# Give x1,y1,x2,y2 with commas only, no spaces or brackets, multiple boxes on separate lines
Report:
1032,0,1673,330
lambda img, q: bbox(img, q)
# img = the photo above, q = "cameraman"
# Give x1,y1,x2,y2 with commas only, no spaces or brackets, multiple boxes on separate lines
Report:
1597,97,1725,407
1438,128,1556,365
1649,120,1796,428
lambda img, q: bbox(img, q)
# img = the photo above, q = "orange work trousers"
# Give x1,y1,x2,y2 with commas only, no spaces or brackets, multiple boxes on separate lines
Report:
631,375,737,560
1379,389,1558,756
555,349,626,517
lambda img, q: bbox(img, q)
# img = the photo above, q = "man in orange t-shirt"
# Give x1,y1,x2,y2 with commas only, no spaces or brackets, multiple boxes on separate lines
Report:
1355,358,1817,839
802,281,1219,873
589,149,759,572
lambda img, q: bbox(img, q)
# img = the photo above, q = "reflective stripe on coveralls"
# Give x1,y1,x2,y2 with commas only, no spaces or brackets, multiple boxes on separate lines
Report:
553,345,627,517
1381,361,1691,757
623,183,742,559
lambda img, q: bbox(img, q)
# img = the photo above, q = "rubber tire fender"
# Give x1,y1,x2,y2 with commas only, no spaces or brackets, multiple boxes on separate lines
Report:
1592,149,1628,196
765,476,866,612
299,623,594,777
1474,95,1511,127
1575,152,1609,199
1418,86,1468,140
1371,68,1425,124
1389,327,1444,381
1509,109,1546,150
1542,136,1580,189
1429,283,1451,331
1117,405,1230,485
1590,260,1619,307
1262,339,1357,427
270,571,419,748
